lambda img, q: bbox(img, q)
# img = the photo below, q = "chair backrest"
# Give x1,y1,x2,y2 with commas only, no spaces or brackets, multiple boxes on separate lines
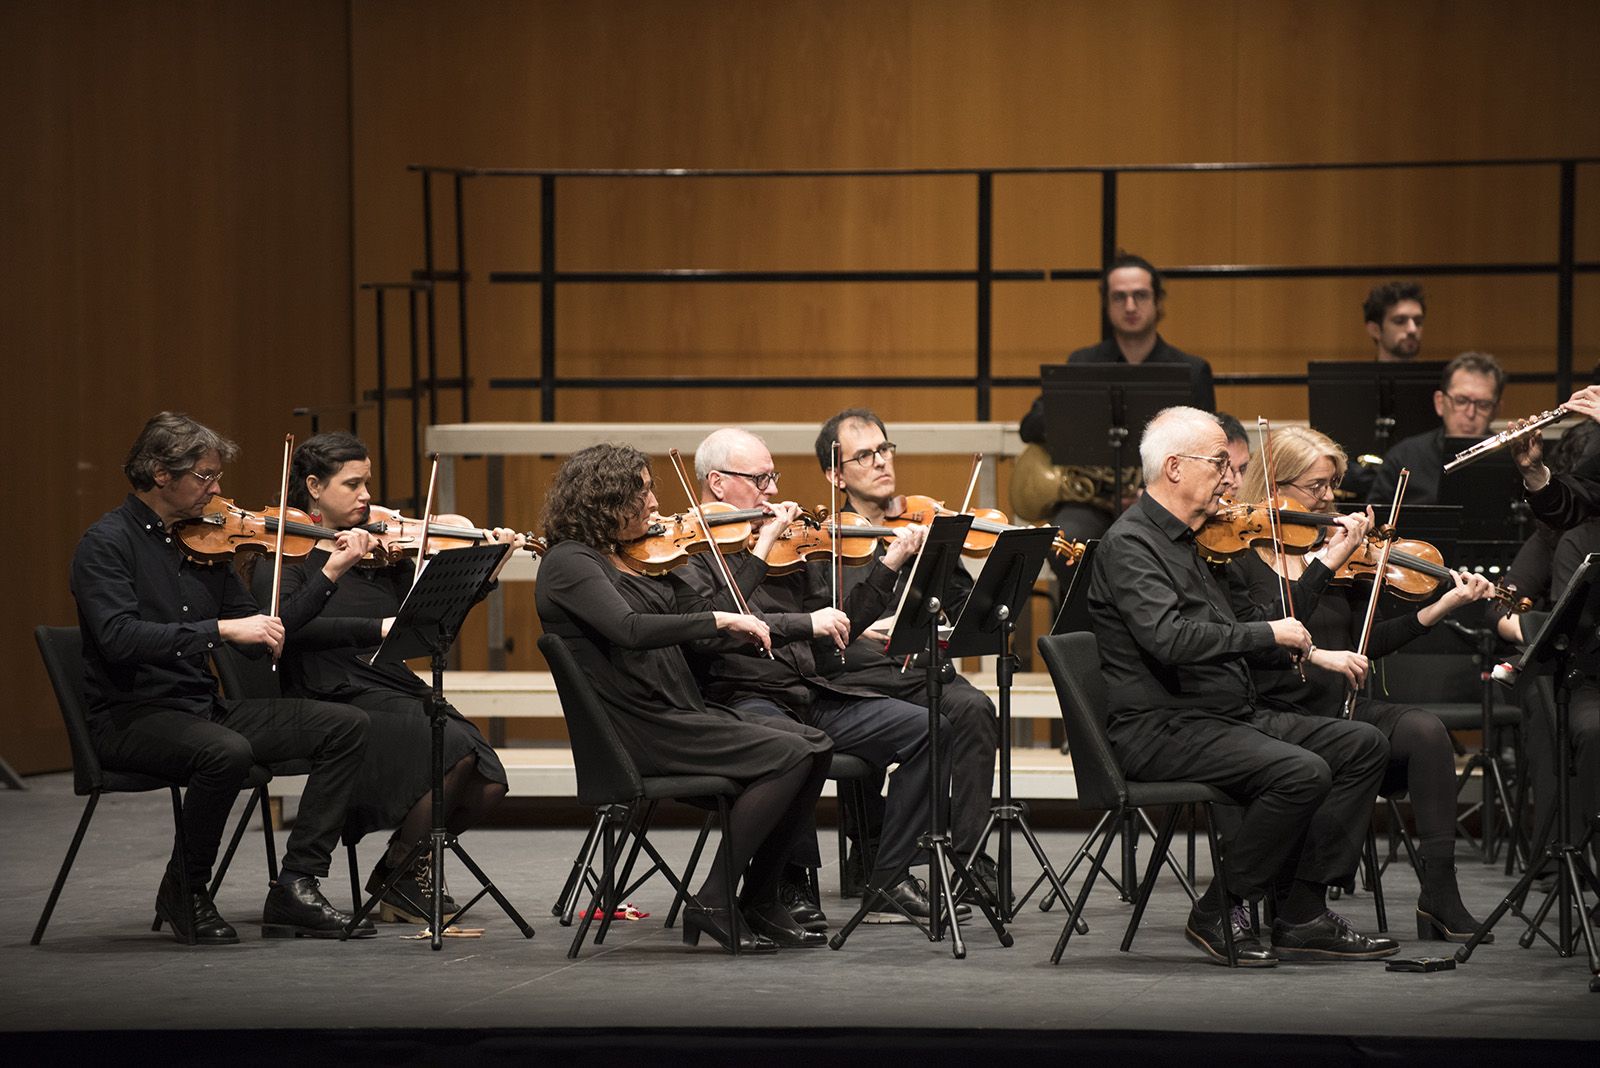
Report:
34,626,103,796
538,633,644,807
212,642,282,700
1037,632,1129,812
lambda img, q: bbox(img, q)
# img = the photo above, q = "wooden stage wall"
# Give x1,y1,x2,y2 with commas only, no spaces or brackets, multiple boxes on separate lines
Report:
4,1,1598,771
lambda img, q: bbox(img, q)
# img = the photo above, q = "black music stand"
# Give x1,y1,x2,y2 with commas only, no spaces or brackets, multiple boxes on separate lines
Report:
1439,437,1530,573
1308,359,1446,467
343,544,536,951
829,515,1013,958
1041,365,1197,517
948,526,1083,924
1456,553,1600,992
1049,540,1100,636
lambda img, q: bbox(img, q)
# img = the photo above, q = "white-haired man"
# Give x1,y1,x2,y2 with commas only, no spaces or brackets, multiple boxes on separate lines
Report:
1086,406,1397,966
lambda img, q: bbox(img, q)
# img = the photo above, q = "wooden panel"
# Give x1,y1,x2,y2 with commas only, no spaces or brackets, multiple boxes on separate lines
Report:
0,2,352,773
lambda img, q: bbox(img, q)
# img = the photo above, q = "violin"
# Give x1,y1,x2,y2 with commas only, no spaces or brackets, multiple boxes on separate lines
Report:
764,510,895,575
362,505,544,561
177,497,342,564
619,502,770,576
882,494,1021,558
1333,534,1529,613
1196,496,1342,562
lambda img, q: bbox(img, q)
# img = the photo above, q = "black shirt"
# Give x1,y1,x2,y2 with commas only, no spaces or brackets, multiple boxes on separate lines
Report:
1019,335,1216,444
69,494,332,727
1371,427,1445,505
1527,447,1600,531
1086,492,1279,725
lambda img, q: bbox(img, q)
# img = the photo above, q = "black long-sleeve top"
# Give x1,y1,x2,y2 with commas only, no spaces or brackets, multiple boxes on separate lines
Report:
1018,336,1216,444
1087,492,1287,726
1527,447,1600,531
677,549,900,715
70,495,332,727
1370,428,1445,506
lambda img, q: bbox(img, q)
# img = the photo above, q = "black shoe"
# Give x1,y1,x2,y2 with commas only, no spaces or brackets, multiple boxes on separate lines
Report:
959,852,1001,907
778,878,828,933
864,875,971,925
369,850,460,925
743,904,827,948
263,875,377,939
1416,858,1490,944
681,905,779,953
154,872,239,946
1184,904,1276,967
1271,909,1400,961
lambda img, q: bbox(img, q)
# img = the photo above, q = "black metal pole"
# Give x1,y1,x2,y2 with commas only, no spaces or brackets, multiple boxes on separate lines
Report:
540,175,558,422
1099,170,1118,343
374,288,390,504
408,287,422,512
976,172,993,422
455,173,471,422
1556,161,1576,402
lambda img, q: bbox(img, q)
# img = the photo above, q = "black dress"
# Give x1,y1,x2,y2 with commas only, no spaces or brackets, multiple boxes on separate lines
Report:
534,540,830,782
256,550,507,843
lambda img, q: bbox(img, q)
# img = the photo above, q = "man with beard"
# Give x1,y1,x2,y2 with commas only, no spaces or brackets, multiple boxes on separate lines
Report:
1363,280,1426,362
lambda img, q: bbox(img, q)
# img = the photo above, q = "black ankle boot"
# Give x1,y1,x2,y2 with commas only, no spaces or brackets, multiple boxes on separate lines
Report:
1416,857,1490,944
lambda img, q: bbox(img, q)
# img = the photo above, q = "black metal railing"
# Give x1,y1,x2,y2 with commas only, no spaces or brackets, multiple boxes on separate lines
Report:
354,157,1595,463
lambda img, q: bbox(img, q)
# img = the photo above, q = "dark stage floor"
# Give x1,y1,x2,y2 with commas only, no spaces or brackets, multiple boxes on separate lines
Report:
2,773,1596,1065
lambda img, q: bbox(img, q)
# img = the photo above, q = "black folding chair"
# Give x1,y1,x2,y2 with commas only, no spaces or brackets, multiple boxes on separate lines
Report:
1037,633,1241,966
31,626,268,945
540,634,745,956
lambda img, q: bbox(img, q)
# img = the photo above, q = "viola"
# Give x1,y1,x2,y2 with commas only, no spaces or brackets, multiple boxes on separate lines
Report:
1196,496,1338,562
176,497,342,564
363,505,543,561
1333,534,1529,613
763,510,895,575
619,502,770,575
882,494,1020,558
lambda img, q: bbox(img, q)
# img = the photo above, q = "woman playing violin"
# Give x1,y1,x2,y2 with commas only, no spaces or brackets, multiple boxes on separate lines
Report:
252,432,512,925
536,443,834,952
1231,425,1497,942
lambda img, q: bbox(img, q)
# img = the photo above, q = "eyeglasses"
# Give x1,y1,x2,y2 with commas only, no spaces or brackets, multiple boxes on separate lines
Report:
1442,393,1497,415
716,468,780,491
1286,476,1342,498
1175,452,1232,474
840,442,897,468
186,469,224,487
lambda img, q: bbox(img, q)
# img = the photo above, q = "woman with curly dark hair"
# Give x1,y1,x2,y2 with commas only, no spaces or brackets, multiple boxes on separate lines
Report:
536,442,834,953
251,432,513,926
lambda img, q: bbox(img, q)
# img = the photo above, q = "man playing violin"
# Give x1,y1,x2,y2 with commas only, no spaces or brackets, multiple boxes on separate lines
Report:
678,427,956,928
70,412,374,943
813,408,1002,896
1088,406,1397,966
1231,425,1498,942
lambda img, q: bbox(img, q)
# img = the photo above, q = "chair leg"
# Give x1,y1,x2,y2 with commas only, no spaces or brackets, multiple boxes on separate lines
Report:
569,808,630,959
210,786,261,899
717,795,740,956
597,801,656,946
347,841,361,912
554,807,610,921
170,786,197,945
32,792,102,945
1051,818,1117,964
257,786,280,883
1121,805,1182,953
1038,810,1117,910
665,812,715,930
1365,824,1387,933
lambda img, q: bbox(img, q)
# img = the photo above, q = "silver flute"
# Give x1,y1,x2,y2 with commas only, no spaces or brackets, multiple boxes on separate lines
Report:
1442,406,1573,472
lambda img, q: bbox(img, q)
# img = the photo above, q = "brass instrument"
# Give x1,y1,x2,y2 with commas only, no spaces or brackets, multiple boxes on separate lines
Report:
1009,443,1141,523
1442,407,1573,473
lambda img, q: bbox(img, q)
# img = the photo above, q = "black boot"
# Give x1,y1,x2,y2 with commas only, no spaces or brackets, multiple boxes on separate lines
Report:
1416,856,1490,944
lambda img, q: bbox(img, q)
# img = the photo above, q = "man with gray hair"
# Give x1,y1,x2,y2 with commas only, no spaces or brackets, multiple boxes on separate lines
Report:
1086,406,1397,966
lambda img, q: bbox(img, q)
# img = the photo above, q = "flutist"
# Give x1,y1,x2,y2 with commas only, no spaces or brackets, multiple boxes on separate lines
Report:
1513,384,1600,528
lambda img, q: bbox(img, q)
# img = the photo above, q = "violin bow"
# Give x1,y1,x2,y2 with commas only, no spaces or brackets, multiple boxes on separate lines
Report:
830,440,843,614
1345,467,1409,719
268,433,295,672
959,453,983,514
412,453,441,590
667,448,773,658
1257,418,1304,680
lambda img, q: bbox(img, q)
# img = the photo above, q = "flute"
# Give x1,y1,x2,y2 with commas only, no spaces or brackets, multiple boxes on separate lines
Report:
1442,407,1572,473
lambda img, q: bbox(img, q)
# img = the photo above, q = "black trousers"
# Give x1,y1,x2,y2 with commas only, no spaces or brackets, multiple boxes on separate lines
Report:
1522,678,1600,861
93,698,369,886
733,692,948,886
1108,705,1389,899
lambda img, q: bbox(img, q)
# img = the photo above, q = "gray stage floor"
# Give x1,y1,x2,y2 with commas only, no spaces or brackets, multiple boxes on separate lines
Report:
2,772,1596,1050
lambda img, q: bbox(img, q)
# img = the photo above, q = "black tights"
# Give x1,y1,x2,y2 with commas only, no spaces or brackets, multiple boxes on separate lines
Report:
1384,709,1458,860
387,753,508,863
696,752,831,912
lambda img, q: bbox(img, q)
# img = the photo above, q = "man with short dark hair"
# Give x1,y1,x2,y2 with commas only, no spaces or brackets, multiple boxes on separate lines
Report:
72,412,375,944
1363,281,1426,362
1370,351,1505,504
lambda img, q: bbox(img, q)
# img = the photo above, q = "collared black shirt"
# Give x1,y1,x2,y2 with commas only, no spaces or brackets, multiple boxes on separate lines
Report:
1019,335,1216,443
70,494,334,728
1087,492,1278,725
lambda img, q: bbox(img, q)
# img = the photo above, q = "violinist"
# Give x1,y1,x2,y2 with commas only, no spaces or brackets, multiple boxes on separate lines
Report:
813,408,1001,893
69,413,372,944
1088,406,1396,965
250,432,512,926
535,443,834,952
1231,425,1498,941
679,428,953,928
